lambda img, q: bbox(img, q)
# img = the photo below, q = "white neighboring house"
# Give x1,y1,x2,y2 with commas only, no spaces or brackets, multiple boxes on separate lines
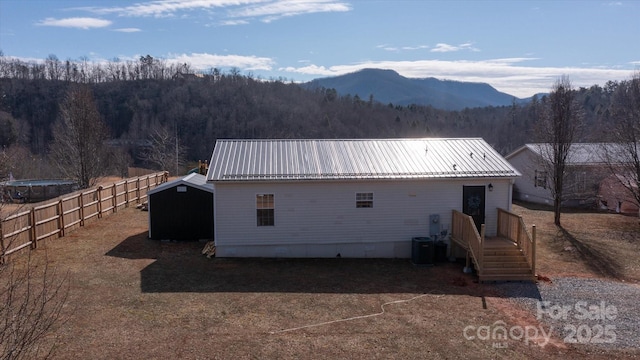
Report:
206,138,520,258
506,143,634,209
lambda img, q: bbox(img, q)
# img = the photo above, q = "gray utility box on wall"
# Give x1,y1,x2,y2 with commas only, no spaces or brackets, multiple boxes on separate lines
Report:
429,214,440,238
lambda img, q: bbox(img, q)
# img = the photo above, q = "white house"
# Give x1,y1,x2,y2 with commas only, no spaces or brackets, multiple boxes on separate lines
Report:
206,138,520,258
506,143,634,208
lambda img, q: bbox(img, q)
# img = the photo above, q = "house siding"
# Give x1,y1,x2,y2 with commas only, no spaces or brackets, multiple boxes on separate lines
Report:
508,149,553,204
508,146,612,207
213,178,512,258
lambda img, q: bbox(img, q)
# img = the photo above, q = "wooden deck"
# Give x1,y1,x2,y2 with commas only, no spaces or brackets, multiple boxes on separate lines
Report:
479,237,535,282
451,209,536,283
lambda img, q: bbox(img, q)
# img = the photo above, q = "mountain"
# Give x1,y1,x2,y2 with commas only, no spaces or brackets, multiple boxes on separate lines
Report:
303,68,523,110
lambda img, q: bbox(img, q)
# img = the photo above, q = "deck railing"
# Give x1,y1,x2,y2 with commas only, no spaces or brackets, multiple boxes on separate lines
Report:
497,208,536,276
451,210,484,275
0,172,168,262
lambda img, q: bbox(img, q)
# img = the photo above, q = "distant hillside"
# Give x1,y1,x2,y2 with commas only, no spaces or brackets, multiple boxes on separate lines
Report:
303,68,523,110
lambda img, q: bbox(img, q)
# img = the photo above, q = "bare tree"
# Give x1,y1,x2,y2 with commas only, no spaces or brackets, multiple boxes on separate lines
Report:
1,159,69,359
49,85,109,189
602,72,640,215
106,145,133,178
44,55,62,81
535,76,584,225
139,124,187,175
0,252,69,360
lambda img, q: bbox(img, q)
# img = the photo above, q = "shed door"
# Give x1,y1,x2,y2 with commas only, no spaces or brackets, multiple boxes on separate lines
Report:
462,186,485,233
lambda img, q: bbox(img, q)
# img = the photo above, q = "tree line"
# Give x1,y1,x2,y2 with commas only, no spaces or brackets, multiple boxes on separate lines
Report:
0,52,193,83
0,53,633,185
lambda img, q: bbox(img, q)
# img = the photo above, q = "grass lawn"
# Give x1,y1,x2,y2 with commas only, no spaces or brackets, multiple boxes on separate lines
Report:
4,203,640,359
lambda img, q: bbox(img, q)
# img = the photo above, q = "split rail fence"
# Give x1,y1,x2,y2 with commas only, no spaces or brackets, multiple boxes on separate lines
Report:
0,172,168,262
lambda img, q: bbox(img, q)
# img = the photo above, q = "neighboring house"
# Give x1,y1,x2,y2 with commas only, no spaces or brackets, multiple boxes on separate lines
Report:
506,143,636,209
148,173,214,241
599,174,639,214
206,138,520,258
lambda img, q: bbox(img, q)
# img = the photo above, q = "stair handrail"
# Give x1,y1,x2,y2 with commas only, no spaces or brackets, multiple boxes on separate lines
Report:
497,208,536,275
452,210,484,275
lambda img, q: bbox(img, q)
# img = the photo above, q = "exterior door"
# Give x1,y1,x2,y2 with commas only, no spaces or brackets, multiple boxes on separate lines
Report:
463,186,486,233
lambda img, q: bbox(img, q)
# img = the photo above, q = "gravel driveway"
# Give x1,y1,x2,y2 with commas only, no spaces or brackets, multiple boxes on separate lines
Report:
494,277,640,351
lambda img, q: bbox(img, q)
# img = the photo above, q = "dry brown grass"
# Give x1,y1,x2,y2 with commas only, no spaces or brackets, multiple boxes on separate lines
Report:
512,202,640,282
7,204,640,359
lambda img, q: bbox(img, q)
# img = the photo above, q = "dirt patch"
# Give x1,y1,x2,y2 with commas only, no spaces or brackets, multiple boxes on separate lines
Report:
4,204,639,359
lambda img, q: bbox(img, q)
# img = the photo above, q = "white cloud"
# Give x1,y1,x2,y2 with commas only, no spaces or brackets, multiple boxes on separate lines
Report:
431,42,479,53
402,45,429,51
36,17,112,29
78,0,350,22
280,58,636,98
431,43,457,53
219,19,250,26
113,28,142,33
229,0,351,23
79,0,263,18
377,44,398,52
167,52,275,71
280,64,338,76
377,44,429,52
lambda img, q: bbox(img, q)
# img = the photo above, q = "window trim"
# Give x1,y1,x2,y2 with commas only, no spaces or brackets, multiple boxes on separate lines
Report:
356,192,374,208
534,170,547,189
256,193,275,226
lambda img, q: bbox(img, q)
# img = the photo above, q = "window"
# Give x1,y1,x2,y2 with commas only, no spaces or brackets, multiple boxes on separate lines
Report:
534,170,547,189
256,194,274,226
574,171,587,192
356,192,374,208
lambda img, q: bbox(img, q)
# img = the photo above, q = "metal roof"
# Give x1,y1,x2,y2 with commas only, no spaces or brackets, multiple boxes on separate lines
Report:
507,143,632,165
148,173,214,194
207,138,520,182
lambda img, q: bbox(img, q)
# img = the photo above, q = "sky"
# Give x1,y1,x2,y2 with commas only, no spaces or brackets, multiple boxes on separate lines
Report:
1,0,639,98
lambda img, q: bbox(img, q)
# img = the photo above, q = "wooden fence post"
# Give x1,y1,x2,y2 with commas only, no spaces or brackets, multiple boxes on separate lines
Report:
58,199,65,237
0,219,5,264
136,178,140,203
532,225,536,276
79,192,85,226
124,180,129,207
479,223,485,271
112,183,117,213
30,208,37,249
516,216,521,247
97,186,103,219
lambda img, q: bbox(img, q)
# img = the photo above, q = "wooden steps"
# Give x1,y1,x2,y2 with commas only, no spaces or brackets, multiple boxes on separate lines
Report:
477,237,535,282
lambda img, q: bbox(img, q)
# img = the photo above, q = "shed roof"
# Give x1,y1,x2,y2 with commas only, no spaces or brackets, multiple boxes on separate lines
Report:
207,138,520,182
148,173,214,195
506,143,632,165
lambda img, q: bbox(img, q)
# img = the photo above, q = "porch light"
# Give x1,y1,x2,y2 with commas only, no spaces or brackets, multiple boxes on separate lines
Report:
488,183,494,192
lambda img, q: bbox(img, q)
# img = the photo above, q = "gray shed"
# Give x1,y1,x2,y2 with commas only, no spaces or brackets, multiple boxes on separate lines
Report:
148,173,214,241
